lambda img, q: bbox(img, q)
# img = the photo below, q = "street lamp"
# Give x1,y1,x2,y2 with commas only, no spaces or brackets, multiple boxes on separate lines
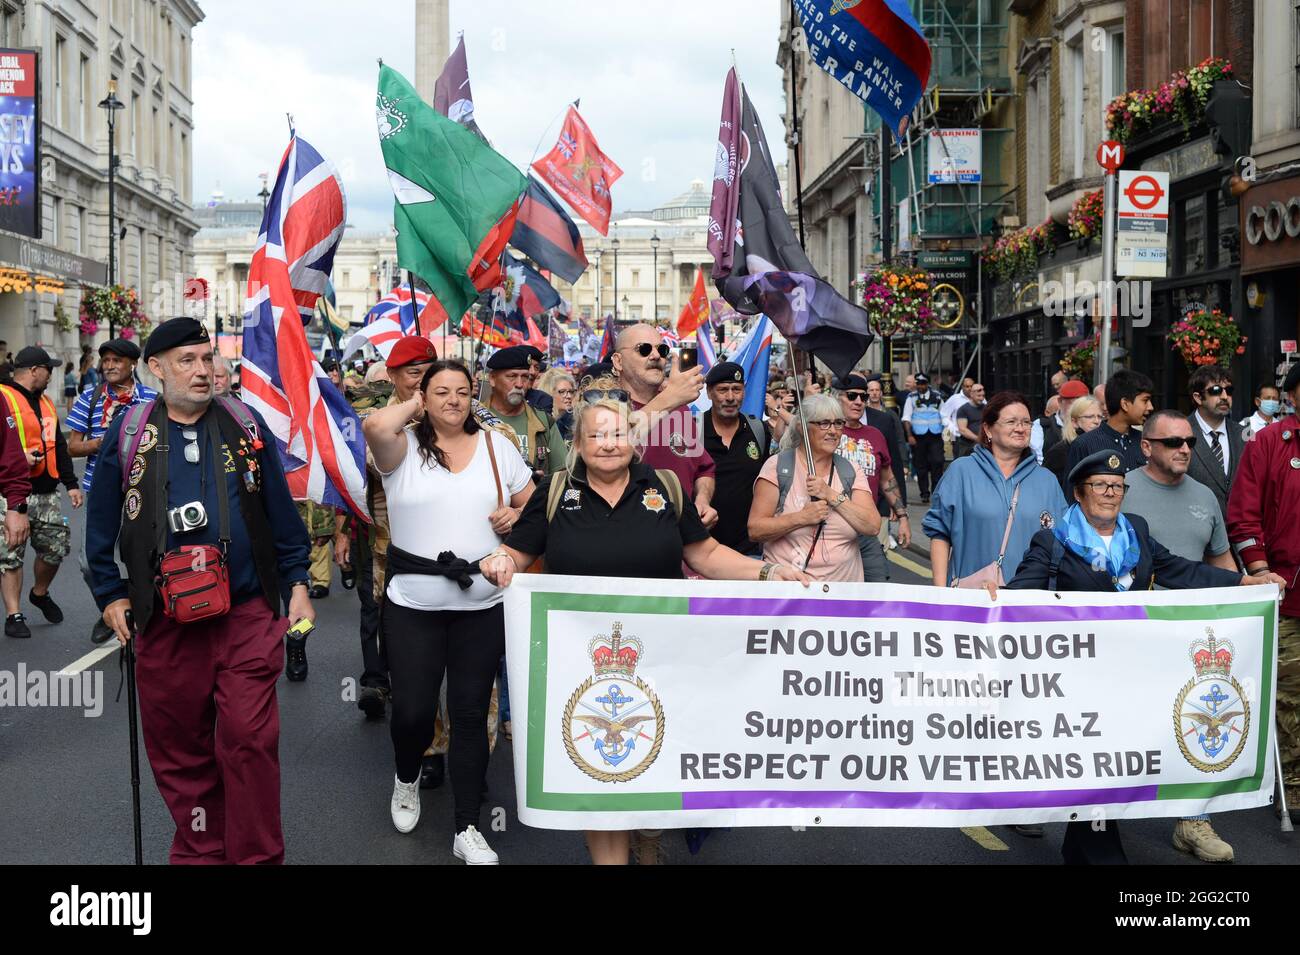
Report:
650,232,660,322
258,173,270,215
592,247,603,319
611,234,619,322
98,79,124,335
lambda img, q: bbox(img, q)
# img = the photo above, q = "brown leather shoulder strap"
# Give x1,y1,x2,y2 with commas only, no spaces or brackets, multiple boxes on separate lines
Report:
483,429,504,508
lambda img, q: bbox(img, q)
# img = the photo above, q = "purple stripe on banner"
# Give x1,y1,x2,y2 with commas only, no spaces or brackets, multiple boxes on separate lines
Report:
688,597,1148,624
681,786,1158,811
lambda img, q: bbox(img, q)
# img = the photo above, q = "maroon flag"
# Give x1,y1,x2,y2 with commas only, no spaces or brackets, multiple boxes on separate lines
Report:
708,67,742,280
433,36,484,139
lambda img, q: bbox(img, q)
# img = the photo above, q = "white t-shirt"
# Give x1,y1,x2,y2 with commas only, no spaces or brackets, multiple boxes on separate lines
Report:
1095,533,1134,590
381,428,531,611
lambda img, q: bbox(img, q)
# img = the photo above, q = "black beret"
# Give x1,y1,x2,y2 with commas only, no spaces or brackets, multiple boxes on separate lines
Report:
1066,449,1128,486
833,373,869,391
98,338,140,361
519,345,544,363
13,345,56,369
583,361,613,380
320,357,340,373
1284,362,1300,394
706,361,745,386
486,346,531,371
142,317,210,360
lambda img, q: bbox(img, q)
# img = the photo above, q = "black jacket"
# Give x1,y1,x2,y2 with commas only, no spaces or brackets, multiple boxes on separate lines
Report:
1006,513,1243,593
1185,412,1242,522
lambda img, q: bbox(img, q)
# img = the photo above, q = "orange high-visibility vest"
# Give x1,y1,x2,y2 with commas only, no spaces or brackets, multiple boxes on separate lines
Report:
0,385,58,479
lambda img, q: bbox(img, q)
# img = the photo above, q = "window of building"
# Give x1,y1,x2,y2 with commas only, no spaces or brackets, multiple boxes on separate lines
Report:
1024,69,1051,221
151,107,159,171
631,269,640,287
76,205,85,255
130,92,140,158
54,36,65,129
181,131,189,202
51,197,61,247
1,6,17,45
630,306,642,321
156,235,164,290
1179,194,1206,275
1069,40,1084,180
80,55,91,138
1101,29,1125,123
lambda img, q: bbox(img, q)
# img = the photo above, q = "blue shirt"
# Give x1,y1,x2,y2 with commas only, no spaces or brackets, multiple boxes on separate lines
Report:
86,404,310,611
67,381,158,491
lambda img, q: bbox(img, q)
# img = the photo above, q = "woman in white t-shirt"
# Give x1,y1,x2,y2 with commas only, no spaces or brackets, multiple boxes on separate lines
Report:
363,359,534,865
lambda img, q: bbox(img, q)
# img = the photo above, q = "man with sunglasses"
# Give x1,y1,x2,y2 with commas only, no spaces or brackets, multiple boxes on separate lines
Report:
1122,410,1239,862
611,324,716,524
1186,364,1242,522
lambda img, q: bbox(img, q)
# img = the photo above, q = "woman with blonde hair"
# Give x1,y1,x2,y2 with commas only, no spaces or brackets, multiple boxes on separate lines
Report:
536,367,577,441
747,393,881,581
481,388,809,864
1043,395,1103,488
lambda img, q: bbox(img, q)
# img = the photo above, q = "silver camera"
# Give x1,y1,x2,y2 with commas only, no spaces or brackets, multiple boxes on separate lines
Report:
167,500,208,534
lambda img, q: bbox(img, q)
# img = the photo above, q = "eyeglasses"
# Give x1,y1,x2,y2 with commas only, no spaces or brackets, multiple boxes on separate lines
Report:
1078,413,1104,422
181,427,200,465
1202,385,1234,397
1150,435,1196,449
997,418,1034,429
623,342,671,359
1082,481,1126,496
582,388,630,403
843,391,867,402
811,418,847,431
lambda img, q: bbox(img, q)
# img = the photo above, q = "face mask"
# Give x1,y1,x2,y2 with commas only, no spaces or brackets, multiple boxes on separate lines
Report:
1260,400,1281,415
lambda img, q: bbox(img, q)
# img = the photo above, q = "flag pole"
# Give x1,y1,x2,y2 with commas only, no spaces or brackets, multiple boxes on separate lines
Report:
405,270,417,338
787,0,807,248
527,98,581,169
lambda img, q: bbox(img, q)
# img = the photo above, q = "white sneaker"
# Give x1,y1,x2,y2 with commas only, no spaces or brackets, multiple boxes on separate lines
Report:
453,825,499,864
390,775,421,833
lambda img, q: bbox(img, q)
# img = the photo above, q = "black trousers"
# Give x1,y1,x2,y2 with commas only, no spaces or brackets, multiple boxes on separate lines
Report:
354,526,387,689
383,599,504,832
912,433,945,497
1061,820,1128,865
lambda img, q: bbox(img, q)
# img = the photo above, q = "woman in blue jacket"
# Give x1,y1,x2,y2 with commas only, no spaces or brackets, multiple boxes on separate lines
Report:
922,392,1066,588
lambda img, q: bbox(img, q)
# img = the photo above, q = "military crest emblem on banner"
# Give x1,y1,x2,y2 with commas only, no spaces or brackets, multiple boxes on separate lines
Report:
376,92,407,140
1174,628,1251,773
563,622,665,783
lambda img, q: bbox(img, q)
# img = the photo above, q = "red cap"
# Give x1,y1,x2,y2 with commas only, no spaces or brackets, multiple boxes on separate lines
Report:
1059,379,1090,399
386,336,438,369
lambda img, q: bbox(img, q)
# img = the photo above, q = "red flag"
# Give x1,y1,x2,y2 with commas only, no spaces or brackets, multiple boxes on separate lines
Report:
531,106,623,235
677,267,709,338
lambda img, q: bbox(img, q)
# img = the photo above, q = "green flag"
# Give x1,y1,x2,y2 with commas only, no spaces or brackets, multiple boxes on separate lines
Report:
376,64,526,325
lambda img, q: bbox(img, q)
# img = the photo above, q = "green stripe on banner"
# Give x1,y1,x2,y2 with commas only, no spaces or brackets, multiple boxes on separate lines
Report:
1144,602,1275,802
525,591,686,812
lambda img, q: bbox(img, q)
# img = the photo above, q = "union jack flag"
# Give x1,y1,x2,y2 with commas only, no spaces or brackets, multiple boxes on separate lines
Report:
241,131,368,519
557,130,578,159
362,284,450,335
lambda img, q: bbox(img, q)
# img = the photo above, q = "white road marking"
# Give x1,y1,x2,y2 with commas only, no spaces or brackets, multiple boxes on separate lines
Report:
58,642,122,676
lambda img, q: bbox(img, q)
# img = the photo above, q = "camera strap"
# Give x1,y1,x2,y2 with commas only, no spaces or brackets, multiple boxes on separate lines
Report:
206,418,231,549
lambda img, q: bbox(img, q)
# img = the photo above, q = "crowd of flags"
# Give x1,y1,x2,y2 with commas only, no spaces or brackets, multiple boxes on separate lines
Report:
241,8,932,516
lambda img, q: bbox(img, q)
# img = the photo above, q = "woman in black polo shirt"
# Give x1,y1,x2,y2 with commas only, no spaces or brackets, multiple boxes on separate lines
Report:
481,394,808,864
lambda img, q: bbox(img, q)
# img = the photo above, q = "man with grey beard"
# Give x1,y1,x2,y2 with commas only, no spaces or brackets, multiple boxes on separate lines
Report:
485,346,566,481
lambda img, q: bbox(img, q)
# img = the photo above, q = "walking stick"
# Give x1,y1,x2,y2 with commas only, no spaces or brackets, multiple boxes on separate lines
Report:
1276,728,1293,834
123,610,143,864
787,349,826,572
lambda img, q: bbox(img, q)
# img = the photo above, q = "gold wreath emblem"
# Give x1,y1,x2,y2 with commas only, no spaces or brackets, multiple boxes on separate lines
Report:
1172,676,1250,773
562,675,665,784
930,283,965,329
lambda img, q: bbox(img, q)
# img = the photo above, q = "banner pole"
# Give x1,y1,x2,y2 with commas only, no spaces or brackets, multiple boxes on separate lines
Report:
1277,729,1294,833
787,0,807,248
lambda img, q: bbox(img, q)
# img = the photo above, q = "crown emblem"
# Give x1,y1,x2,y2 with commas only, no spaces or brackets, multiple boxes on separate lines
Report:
1189,628,1235,678
588,622,643,680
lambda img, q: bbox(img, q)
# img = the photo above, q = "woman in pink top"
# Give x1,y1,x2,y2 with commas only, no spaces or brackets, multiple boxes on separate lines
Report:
747,394,881,581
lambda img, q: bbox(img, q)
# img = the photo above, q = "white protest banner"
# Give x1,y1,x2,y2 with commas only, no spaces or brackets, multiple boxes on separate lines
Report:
503,576,1278,831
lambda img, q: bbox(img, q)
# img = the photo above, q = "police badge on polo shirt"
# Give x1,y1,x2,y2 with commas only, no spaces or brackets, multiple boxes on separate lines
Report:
642,488,666,513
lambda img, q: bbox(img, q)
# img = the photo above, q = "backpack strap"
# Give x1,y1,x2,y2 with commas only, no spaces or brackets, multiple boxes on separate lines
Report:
654,468,684,524
545,471,570,522
774,447,796,515
1047,535,1066,592
830,452,858,499
117,398,158,491
214,394,263,448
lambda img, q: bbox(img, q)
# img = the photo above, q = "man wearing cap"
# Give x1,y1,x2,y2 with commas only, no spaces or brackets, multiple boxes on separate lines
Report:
86,317,313,864
1031,378,1090,463
700,361,770,555
485,346,566,481
1227,362,1300,823
0,347,81,638
519,345,555,415
1004,448,1283,863
67,337,158,643
901,372,945,503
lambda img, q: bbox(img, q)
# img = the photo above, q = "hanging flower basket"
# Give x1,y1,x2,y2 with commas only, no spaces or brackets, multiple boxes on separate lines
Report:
54,302,74,333
79,285,151,341
980,220,1057,282
1104,56,1232,144
850,265,935,338
1060,330,1099,380
1170,306,1246,369
1067,189,1104,242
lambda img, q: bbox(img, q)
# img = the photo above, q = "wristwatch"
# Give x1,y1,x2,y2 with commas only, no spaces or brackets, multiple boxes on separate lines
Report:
830,491,849,508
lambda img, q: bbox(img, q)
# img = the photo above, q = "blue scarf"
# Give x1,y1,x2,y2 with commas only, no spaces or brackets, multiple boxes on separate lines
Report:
1052,504,1141,590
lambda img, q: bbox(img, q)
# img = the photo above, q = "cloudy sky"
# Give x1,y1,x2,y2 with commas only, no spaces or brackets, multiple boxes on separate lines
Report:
192,0,788,229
